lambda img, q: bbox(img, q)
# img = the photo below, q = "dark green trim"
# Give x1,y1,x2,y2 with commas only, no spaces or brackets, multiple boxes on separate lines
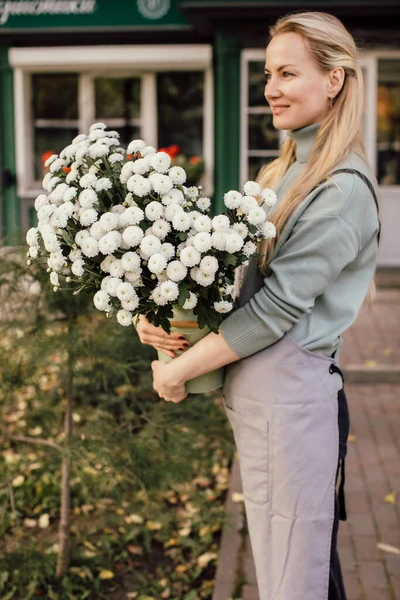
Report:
0,46,19,244
213,31,240,215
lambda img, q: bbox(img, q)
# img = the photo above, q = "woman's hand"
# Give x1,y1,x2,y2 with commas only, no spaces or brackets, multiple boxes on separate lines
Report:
151,360,187,403
135,315,188,358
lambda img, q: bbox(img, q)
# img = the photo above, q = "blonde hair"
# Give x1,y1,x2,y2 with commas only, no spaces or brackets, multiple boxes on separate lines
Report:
258,12,367,269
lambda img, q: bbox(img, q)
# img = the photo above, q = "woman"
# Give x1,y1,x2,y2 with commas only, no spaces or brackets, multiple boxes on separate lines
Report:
136,12,380,600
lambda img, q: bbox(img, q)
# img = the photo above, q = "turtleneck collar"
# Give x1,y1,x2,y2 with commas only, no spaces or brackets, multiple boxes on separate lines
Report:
287,122,320,164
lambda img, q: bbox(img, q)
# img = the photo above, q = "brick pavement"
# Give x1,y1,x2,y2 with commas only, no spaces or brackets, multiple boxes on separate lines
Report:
213,289,400,600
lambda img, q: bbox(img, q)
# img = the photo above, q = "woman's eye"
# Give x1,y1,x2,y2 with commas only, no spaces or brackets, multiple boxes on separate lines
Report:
282,71,294,78
264,74,271,83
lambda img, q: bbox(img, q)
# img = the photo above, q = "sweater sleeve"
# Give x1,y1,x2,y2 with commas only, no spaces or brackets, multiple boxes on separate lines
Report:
219,210,359,358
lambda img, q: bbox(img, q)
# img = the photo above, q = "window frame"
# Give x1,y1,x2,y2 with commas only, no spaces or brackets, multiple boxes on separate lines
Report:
9,44,214,199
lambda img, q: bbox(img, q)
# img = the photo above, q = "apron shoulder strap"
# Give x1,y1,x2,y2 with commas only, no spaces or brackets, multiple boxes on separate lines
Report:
330,168,381,245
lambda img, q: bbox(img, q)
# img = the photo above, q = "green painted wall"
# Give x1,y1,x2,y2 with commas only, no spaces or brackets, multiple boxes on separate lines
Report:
0,46,19,244
213,31,241,214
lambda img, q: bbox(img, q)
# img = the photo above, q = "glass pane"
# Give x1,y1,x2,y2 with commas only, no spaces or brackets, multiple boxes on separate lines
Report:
249,113,280,150
32,74,78,119
248,60,266,107
33,127,78,180
157,71,204,158
377,59,400,185
248,156,276,182
95,77,141,120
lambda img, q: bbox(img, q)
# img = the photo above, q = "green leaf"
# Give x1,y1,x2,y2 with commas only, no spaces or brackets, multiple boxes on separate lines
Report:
177,285,190,308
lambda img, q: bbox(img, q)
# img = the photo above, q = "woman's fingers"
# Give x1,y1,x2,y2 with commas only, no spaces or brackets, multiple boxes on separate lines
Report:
135,315,188,349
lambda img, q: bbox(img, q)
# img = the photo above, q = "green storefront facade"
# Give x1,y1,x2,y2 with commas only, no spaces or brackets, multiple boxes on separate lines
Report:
1,0,400,264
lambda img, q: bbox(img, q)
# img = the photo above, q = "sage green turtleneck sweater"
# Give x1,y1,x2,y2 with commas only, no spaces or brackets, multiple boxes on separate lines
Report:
220,123,380,359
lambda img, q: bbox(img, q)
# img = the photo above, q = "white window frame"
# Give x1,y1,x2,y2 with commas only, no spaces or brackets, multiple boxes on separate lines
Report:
9,44,214,198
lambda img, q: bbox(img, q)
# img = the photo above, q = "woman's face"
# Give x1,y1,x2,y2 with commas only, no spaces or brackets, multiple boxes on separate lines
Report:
264,32,331,131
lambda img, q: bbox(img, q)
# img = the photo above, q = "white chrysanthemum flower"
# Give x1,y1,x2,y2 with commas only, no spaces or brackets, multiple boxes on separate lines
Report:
60,143,78,160
124,270,143,285
28,246,39,258
168,165,186,185
42,172,53,189
159,280,179,302
214,300,233,313
49,158,67,173
122,225,144,248
161,188,184,206
150,151,171,173
191,267,215,287
80,208,98,227
93,290,111,312
166,260,187,282
116,281,136,302
89,143,109,159
225,233,244,253
81,237,99,258
179,245,201,267
103,137,120,148
121,297,139,311
26,227,39,247
95,177,112,192
47,175,61,191
124,193,137,207
109,152,125,164
72,133,88,144
145,201,164,222
224,284,235,297
100,255,117,273
224,190,243,210
75,230,90,247
186,186,199,199
172,212,192,232
49,271,59,286
100,276,111,290
69,248,82,262
127,139,146,154
105,129,120,138
140,234,162,258
50,183,69,204
44,154,58,167
193,232,212,253
261,188,278,207
193,215,212,233
152,219,171,240
120,162,136,184
151,285,168,306
80,173,98,189
126,174,151,198
105,277,122,296
199,255,219,275
108,259,124,279
66,169,79,184
99,212,119,232
89,162,101,175
164,203,184,222
89,128,107,141
148,253,167,274
150,173,173,196
260,221,277,239
119,206,144,227
183,292,198,310
197,196,211,211
99,231,122,255
160,243,175,260
63,187,77,202
132,157,150,175
240,195,259,214
75,145,91,161
232,222,249,239
243,241,257,257
71,258,85,276
141,145,157,157
37,205,56,224
47,250,65,271
247,207,266,226
110,204,126,215
89,221,106,240
212,215,230,231
89,122,107,132
121,252,141,272
34,194,49,211
243,181,261,197
50,208,69,229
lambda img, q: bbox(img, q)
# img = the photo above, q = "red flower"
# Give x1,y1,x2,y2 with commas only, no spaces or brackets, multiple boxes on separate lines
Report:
41,150,55,167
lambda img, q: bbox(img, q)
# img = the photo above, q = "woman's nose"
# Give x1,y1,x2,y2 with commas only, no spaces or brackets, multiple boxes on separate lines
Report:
265,78,281,101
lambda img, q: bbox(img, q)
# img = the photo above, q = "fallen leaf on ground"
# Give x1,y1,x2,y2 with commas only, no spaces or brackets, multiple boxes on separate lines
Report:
384,492,397,504
197,552,218,569
377,542,400,555
98,569,114,579
23,518,37,528
12,475,25,487
38,514,50,529
146,520,162,531
124,514,144,525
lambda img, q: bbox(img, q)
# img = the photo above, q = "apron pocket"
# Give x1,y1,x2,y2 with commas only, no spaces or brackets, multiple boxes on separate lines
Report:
225,404,269,506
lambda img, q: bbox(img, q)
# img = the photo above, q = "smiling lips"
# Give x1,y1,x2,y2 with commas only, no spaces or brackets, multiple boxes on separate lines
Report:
270,105,290,115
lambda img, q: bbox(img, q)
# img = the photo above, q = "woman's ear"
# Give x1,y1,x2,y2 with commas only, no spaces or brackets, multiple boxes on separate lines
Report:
328,67,345,99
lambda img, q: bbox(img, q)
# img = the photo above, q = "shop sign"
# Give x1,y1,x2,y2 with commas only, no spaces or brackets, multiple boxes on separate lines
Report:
0,0,188,30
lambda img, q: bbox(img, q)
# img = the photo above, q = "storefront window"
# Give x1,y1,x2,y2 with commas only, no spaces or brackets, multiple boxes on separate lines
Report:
95,77,141,147
377,59,400,185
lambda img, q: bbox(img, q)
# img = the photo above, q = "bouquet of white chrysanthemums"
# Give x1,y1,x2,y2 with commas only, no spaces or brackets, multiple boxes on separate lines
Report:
26,122,277,334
